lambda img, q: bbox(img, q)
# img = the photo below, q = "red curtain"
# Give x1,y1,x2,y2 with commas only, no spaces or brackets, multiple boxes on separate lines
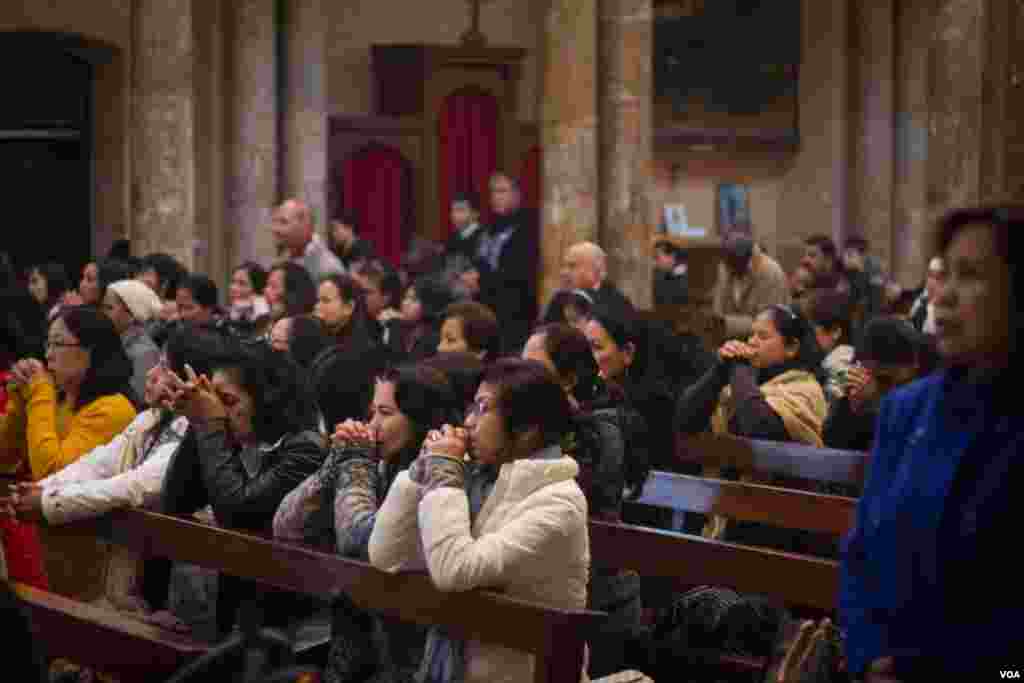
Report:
341,146,411,267
520,145,542,211
438,89,499,237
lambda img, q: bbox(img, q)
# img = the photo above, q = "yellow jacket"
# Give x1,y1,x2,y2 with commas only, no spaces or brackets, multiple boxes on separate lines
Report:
0,377,136,481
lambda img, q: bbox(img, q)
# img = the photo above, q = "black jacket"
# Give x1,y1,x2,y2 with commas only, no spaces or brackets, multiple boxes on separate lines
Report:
822,395,877,452
676,360,790,443
477,208,539,353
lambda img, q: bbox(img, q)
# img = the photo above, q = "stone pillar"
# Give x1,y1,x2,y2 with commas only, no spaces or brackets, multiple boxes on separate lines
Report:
132,0,197,269
599,0,654,309
281,0,328,237
226,0,278,268
830,0,851,246
540,0,600,305
849,0,896,274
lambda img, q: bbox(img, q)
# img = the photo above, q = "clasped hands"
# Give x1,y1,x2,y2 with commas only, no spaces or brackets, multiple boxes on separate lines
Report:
844,364,878,412
718,340,755,363
7,359,51,390
163,365,227,423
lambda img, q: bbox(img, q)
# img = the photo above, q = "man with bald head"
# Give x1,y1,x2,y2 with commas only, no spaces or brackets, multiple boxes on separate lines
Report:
270,199,345,282
560,241,634,319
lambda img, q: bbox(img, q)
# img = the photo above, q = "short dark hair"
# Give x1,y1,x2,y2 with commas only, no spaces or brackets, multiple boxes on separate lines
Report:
332,208,360,234
234,262,268,295
411,276,455,324
654,240,684,262
181,274,219,309
212,341,318,444
533,323,600,404
489,171,521,192
482,358,571,448
541,289,594,325
359,260,403,309
804,234,840,269
588,304,648,377
378,363,459,468
164,324,231,379
757,304,823,371
140,253,188,298
286,315,332,369
443,301,500,358
451,191,480,211
806,289,854,343
31,262,71,308
420,352,485,419
844,236,869,253
308,344,384,431
98,259,139,301
856,317,921,366
58,306,133,410
270,263,317,318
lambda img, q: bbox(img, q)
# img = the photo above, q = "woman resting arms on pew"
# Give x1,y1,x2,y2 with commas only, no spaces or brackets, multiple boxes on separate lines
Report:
274,362,458,683
840,205,1024,681
0,307,137,599
369,359,590,683
0,326,224,614
523,323,648,678
160,341,325,635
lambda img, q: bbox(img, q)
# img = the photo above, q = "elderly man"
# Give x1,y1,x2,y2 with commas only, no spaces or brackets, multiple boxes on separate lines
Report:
560,241,634,319
713,234,790,339
271,199,345,282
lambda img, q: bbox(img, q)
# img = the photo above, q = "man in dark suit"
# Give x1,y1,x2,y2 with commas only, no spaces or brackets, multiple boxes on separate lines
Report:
328,209,376,271
653,239,688,306
444,191,484,264
476,173,539,353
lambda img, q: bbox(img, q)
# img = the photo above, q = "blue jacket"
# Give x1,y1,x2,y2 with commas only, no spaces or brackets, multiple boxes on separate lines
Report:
839,369,1024,676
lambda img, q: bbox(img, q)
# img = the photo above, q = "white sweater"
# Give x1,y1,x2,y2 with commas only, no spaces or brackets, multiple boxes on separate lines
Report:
39,410,189,525
369,452,590,683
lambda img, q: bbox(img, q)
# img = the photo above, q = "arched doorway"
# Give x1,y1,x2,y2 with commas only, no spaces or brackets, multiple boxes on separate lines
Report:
0,32,106,284
339,144,415,268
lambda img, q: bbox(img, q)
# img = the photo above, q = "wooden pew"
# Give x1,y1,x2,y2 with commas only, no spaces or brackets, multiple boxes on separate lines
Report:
62,508,605,683
14,582,208,682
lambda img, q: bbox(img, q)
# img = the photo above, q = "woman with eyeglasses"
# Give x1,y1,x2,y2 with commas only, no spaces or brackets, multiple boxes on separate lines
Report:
1,326,224,616
0,307,136,599
369,359,589,683
840,205,1024,682
274,363,457,682
676,304,826,542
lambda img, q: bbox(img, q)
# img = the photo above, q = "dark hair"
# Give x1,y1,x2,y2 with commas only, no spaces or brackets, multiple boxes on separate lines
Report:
443,301,500,358
235,262,268,295
180,274,219,309
57,306,134,410
164,324,231,379
331,208,360,234
98,259,139,302
107,239,132,261
541,289,594,325
31,262,71,310
482,358,571,448
757,304,823,371
308,344,384,431
532,323,601,404
806,289,854,345
212,341,318,444
804,234,840,271
844,236,869,253
270,263,317,318
411,276,455,324
321,274,365,313
654,240,685,262
139,253,188,299
489,172,521,192
359,260,403,309
588,305,649,378
378,363,458,469
0,252,16,290
451,191,480,211
287,316,332,369
420,352,485,420
856,317,921,367
936,203,1023,355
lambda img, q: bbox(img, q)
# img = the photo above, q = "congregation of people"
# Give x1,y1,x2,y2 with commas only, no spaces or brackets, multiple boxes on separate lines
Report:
0,173,1020,682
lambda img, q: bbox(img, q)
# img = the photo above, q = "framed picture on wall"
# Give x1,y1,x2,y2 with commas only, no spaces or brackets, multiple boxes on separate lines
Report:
717,182,751,235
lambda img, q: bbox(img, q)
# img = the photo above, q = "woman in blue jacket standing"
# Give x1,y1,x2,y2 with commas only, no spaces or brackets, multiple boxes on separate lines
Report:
839,204,1023,681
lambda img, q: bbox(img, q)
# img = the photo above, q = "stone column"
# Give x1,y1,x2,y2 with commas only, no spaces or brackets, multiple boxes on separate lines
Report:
226,0,279,268
599,0,654,309
281,0,328,237
132,0,197,269
540,0,600,305
849,0,896,274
